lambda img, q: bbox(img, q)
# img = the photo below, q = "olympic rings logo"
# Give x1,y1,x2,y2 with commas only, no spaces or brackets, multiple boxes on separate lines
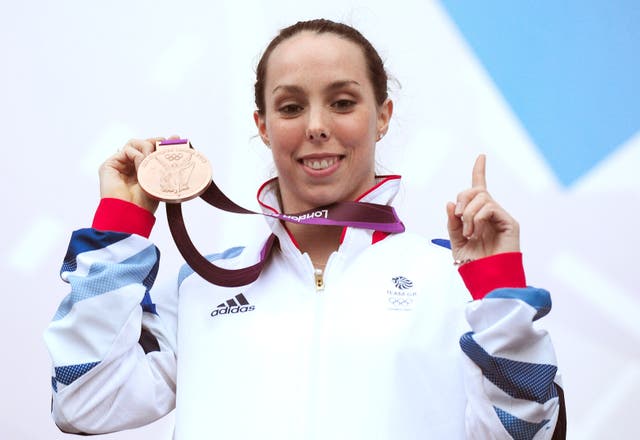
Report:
388,298,413,307
164,153,183,161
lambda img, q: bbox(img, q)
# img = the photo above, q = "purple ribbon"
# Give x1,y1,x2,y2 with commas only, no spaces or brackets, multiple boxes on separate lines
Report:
162,139,405,286
199,180,405,233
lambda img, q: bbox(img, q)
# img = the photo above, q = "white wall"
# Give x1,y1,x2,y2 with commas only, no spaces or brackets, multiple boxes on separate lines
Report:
1,1,638,438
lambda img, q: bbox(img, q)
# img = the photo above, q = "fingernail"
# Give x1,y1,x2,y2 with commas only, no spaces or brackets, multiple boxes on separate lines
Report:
455,203,462,215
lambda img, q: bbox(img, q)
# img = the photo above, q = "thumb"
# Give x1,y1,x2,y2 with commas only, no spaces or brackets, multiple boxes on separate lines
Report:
446,202,465,248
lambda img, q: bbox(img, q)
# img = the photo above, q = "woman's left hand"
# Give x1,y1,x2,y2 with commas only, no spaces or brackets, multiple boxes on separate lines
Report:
446,154,520,263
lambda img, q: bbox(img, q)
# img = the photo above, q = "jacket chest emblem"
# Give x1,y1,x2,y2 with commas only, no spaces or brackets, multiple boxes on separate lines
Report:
387,276,417,311
210,293,256,317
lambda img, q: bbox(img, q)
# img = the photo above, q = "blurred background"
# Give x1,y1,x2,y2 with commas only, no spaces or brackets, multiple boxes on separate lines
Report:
1,0,638,438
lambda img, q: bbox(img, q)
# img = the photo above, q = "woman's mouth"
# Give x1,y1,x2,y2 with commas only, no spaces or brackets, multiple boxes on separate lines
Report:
300,155,344,171
298,154,344,177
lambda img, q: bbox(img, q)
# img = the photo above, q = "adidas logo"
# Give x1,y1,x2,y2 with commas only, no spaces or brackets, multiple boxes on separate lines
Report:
211,293,255,317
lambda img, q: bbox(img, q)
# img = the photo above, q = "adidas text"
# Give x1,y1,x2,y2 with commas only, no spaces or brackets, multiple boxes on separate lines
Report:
211,305,255,317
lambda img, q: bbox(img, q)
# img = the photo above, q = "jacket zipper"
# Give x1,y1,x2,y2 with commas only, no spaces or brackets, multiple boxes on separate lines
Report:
314,268,325,291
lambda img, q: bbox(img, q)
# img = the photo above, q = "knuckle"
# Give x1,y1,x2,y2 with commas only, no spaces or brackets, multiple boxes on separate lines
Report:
456,192,472,208
126,138,144,149
476,190,491,202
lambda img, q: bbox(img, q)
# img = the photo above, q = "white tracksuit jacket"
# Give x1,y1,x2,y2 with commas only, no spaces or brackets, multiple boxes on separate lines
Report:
44,176,565,439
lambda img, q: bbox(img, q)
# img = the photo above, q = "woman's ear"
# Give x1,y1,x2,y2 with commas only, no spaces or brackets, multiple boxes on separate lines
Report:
376,98,393,138
253,111,270,147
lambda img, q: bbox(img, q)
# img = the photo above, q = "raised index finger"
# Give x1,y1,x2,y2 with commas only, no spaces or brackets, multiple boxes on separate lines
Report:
472,154,487,188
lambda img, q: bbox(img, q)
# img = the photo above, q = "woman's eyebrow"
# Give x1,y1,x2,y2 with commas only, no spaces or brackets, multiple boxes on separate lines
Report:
324,80,361,92
271,84,304,95
271,80,361,95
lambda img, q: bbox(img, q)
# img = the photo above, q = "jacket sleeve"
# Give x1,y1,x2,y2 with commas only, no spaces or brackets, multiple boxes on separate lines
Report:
43,227,177,434
458,253,565,440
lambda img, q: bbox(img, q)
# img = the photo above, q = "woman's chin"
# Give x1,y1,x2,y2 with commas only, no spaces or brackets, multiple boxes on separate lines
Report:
282,189,343,212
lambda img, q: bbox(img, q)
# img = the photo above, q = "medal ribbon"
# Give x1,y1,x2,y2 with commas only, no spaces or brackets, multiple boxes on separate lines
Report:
160,139,405,286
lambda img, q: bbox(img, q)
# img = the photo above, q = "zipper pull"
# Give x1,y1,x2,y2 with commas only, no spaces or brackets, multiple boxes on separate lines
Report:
314,268,325,291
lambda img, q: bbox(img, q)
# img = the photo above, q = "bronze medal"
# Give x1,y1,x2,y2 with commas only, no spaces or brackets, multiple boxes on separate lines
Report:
138,139,212,203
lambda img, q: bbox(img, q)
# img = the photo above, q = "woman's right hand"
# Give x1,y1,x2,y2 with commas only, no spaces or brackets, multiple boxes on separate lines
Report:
98,137,165,214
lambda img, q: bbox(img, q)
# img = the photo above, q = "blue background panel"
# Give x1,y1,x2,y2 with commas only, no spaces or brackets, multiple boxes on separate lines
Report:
440,1,640,186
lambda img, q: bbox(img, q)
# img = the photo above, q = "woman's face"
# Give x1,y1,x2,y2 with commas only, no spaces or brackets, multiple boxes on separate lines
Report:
254,31,392,213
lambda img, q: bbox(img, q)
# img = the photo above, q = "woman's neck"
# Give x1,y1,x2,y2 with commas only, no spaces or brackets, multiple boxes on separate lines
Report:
286,223,343,269
276,183,375,268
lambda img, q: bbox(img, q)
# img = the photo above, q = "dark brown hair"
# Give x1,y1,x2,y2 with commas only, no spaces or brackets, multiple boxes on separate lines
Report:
254,19,388,115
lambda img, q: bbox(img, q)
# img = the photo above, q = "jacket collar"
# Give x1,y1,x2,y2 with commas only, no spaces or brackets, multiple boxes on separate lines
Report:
256,176,403,260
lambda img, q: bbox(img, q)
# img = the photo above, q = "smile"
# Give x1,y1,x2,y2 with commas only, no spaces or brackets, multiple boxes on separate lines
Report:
301,156,342,170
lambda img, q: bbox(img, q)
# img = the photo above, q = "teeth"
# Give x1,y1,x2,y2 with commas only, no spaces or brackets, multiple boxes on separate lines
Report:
304,157,337,170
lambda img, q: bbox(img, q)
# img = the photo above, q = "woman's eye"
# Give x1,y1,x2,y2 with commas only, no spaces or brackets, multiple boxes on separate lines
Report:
279,104,303,115
332,99,356,111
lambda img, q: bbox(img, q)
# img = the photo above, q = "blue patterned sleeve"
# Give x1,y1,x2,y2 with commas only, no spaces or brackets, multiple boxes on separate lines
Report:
44,228,177,434
460,287,565,440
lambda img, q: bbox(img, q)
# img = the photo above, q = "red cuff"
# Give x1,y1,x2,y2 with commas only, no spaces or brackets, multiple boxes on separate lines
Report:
92,198,156,238
458,252,526,300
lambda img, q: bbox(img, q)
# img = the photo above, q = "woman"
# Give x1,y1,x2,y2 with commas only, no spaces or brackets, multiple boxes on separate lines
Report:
45,19,565,439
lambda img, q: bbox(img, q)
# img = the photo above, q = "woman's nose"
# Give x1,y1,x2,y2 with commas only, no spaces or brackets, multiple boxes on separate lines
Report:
305,109,330,142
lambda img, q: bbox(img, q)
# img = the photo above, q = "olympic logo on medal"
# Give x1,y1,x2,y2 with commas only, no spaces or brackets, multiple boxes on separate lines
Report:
138,139,212,203
164,153,184,161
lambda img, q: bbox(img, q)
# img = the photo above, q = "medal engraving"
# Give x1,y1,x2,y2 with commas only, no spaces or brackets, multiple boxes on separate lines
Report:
138,140,212,203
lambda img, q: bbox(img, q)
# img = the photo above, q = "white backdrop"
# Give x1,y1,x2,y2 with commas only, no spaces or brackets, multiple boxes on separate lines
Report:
1,1,638,439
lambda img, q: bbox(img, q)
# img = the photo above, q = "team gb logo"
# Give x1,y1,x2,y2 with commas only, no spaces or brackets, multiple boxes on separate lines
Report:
392,276,413,290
